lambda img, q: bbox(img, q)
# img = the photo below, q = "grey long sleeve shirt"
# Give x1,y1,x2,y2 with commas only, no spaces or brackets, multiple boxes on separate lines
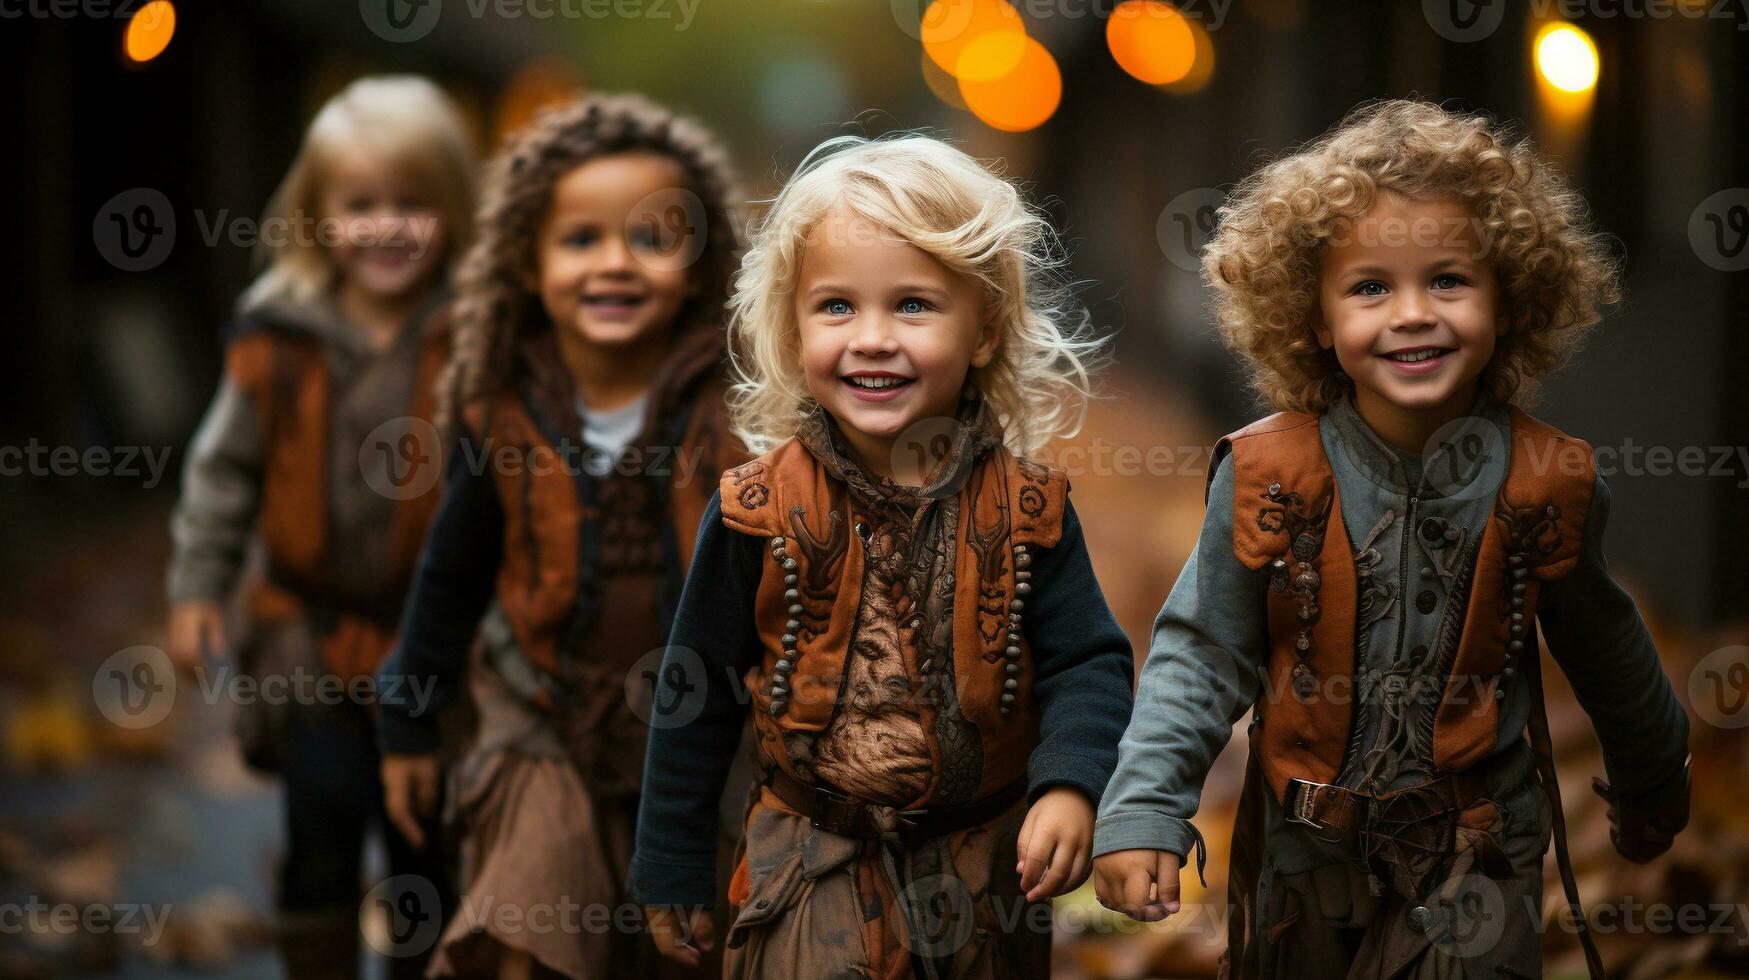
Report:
1092,395,1690,864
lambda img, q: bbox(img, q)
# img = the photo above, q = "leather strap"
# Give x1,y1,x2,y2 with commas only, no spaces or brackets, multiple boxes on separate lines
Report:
1525,635,1606,978
763,768,1026,844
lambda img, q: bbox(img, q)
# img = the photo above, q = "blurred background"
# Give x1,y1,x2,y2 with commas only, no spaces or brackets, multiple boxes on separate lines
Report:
3,0,1748,976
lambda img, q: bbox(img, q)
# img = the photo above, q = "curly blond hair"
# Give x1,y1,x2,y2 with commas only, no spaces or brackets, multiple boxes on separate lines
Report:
440,92,741,430
726,134,1105,456
1203,99,1622,412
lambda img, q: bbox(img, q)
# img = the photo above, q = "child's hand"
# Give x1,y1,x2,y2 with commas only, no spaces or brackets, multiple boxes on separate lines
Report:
167,599,227,671
381,753,440,848
1092,848,1181,921
1015,786,1094,902
645,905,715,967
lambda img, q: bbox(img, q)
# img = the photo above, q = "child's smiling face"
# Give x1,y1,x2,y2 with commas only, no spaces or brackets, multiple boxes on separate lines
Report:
1316,192,1505,448
320,147,448,301
536,152,698,352
794,208,997,481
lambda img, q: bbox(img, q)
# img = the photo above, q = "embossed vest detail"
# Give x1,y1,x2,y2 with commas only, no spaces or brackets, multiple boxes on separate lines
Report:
1210,407,1594,802
720,439,1067,807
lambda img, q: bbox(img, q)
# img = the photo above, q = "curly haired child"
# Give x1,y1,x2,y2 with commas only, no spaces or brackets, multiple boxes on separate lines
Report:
166,75,477,979
1092,99,1691,980
375,93,747,980
628,135,1136,980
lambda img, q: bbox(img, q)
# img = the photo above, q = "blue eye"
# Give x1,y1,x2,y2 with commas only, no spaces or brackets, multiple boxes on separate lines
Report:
898,297,931,315
1432,273,1468,290
1352,280,1387,297
564,229,598,249
822,299,853,316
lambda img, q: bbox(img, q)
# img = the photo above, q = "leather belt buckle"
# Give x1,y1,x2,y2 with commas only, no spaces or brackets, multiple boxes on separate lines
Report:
809,783,853,832
1284,777,1347,844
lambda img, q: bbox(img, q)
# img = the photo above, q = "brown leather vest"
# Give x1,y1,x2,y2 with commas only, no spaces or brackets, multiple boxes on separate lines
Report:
1211,407,1594,801
720,439,1067,804
467,377,731,689
226,315,449,680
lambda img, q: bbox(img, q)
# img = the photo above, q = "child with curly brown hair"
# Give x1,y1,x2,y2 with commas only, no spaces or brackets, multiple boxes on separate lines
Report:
1092,100,1691,979
374,93,748,980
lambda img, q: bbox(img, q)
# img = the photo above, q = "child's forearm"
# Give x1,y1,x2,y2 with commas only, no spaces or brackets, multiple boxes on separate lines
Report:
1093,455,1268,859
376,437,503,754
1024,498,1136,808
629,494,763,907
1541,473,1690,795
167,378,264,603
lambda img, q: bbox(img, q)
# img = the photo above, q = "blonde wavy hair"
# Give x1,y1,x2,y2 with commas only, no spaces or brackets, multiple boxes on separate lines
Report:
242,75,477,312
440,92,742,430
726,135,1104,456
1203,99,1622,412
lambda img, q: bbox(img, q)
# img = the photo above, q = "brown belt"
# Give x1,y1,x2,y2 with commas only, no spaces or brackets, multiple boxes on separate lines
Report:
763,769,1027,844
1281,770,1491,855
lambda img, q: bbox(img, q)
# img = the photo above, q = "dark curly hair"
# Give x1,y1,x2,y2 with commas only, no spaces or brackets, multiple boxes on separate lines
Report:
439,91,742,430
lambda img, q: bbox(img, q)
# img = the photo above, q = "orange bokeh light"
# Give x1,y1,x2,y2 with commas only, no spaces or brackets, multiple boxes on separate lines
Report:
123,0,175,65
922,0,1025,77
958,35,1061,133
1107,0,1195,85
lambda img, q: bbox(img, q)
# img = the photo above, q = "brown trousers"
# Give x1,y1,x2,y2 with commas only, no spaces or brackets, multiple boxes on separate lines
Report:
721,787,1051,980
1254,795,1552,980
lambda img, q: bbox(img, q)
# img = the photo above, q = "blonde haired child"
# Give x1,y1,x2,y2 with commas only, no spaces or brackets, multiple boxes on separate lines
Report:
166,74,476,979
630,134,1135,980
